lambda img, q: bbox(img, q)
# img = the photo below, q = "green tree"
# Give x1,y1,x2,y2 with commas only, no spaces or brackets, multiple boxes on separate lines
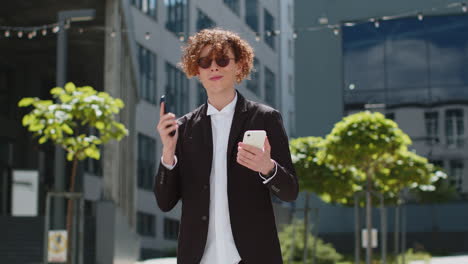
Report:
279,219,343,264
323,111,434,262
18,82,128,263
290,111,441,263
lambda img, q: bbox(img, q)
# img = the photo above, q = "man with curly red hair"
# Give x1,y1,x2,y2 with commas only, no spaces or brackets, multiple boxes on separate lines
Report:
155,28,298,264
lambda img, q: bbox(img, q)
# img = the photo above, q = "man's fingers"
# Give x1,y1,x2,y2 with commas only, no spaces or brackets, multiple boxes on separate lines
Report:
158,119,177,131
237,155,255,170
238,148,257,161
160,124,178,136
239,143,262,155
160,102,165,117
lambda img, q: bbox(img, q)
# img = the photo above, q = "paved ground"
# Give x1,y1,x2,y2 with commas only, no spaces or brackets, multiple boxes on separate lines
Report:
410,255,468,264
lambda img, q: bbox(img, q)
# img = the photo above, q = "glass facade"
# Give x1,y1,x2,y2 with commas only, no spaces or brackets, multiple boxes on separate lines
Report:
223,0,240,15
264,9,275,49
265,66,276,107
247,58,260,96
165,0,187,35
132,0,157,20
197,9,216,31
343,15,468,108
245,0,258,32
138,133,156,190
343,15,468,195
137,45,157,104
166,62,189,116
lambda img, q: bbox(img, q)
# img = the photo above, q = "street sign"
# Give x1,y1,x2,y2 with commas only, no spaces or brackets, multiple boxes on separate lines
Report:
361,228,378,249
48,230,67,263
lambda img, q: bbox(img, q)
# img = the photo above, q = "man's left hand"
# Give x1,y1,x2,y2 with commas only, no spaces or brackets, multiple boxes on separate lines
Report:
237,137,275,176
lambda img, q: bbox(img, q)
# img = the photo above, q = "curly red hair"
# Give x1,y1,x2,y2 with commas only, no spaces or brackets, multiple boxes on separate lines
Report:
179,28,255,83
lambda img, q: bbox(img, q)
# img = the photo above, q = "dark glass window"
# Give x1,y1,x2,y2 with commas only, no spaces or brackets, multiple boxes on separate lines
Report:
132,0,157,20
425,111,439,145
197,9,216,31
247,58,260,96
137,212,156,237
265,67,276,107
445,109,464,148
165,0,187,36
166,62,189,116
264,9,275,49
137,45,157,104
449,160,464,192
223,0,240,15
245,0,258,32
138,133,156,190
164,217,179,240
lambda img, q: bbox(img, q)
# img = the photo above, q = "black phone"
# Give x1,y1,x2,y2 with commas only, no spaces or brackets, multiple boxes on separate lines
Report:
160,95,176,136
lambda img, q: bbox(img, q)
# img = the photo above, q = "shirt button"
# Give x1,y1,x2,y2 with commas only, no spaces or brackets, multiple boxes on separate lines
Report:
201,216,208,221
203,184,208,190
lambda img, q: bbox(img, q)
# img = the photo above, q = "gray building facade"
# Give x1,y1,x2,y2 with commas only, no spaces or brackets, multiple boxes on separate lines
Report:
295,0,468,255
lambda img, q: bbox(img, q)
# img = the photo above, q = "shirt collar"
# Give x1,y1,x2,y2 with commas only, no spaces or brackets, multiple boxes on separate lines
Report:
207,92,238,116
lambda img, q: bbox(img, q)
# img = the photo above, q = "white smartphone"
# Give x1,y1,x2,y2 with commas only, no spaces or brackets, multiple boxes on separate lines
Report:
242,130,267,149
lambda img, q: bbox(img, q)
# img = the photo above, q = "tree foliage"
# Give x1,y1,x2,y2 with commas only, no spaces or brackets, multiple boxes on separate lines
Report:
279,219,343,264
18,82,128,161
290,111,448,206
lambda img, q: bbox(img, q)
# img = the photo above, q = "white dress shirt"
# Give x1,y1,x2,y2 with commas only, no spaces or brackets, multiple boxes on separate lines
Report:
161,93,277,264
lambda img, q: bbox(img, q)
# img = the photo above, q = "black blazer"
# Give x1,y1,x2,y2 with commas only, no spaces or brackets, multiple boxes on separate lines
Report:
154,92,298,264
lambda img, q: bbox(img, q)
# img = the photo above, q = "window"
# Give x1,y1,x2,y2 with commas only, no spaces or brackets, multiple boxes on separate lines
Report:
166,62,189,116
165,0,187,36
138,133,156,190
137,45,157,104
137,212,156,237
425,112,439,145
197,82,207,106
246,58,260,96
164,217,179,240
445,109,464,148
245,0,258,32
265,67,276,107
264,9,275,50
223,0,240,15
449,160,464,192
197,9,216,31
132,0,157,19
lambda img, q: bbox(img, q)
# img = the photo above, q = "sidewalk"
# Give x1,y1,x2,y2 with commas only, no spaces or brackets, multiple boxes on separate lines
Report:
410,255,468,264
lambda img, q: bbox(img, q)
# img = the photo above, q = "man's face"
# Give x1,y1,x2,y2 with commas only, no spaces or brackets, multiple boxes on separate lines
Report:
197,45,239,96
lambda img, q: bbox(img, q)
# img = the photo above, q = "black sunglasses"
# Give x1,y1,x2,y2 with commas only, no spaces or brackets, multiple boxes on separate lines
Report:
197,56,236,69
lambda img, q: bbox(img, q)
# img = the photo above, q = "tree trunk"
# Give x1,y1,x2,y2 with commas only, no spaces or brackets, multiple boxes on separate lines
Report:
66,157,78,264
303,192,310,264
366,170,373,264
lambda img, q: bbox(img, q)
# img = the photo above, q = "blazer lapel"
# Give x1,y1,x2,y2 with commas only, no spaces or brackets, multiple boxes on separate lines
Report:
199,104,213,178
227,92,249,168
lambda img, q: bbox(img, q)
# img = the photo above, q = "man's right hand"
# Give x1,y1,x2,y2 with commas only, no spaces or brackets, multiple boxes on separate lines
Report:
157,102,178,166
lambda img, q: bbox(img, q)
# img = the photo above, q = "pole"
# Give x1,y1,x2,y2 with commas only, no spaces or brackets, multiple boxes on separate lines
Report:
366,174,373,264
303,193,310,264
311,208,319,264
354,194,360,264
